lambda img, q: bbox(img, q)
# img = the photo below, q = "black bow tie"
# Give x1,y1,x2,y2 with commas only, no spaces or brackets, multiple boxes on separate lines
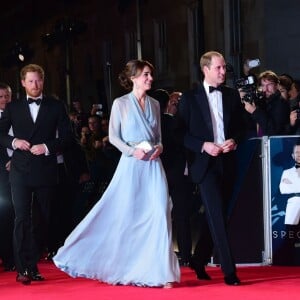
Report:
296,164,300,169
209,86,222,93
28,98,42,105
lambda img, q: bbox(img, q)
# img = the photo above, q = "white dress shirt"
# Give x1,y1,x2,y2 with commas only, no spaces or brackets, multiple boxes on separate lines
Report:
28,96,42,122
203,81,225,145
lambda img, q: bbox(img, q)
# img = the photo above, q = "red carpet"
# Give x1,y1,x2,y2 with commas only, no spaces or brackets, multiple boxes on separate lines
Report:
1,261,300,300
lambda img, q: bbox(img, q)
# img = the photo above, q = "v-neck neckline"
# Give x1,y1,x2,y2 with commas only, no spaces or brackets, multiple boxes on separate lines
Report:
131,92,148,113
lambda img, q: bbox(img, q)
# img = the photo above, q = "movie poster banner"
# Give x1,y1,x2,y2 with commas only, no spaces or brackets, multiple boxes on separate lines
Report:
269,136,300,265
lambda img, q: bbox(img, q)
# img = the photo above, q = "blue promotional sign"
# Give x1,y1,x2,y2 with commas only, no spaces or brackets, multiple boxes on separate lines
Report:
269,136,300,265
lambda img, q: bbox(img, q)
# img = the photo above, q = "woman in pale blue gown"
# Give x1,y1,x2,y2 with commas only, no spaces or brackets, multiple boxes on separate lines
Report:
53,60,180,287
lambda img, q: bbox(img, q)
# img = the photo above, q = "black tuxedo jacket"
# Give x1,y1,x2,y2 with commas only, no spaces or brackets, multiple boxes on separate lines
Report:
0,144,10,183
0,111,10,172
0,96,72,186
63,136,89,183
160,113,187,181
179,83,245,183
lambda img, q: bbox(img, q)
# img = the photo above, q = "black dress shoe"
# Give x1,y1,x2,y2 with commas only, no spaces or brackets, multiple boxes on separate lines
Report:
30,271,45,281
224,273,241,286
190,261,211,280
16,272,31,285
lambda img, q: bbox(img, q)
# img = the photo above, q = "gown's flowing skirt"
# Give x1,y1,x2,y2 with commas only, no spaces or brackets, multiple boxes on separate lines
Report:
53,154,180,286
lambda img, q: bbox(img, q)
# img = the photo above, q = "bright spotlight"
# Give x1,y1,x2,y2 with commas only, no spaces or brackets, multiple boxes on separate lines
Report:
18,54,25,62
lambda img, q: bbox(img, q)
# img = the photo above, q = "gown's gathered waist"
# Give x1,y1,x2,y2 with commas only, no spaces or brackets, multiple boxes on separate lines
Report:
127,141,155,154
127,140,154,147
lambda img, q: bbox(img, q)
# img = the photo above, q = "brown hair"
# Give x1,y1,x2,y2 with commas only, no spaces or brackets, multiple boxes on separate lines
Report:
20,64,45,81
258,70,279,85
118,59,154,91
278,75,293,91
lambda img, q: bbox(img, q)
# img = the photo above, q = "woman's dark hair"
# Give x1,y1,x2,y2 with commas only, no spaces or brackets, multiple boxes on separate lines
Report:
118,59,154,91
278,75,293,91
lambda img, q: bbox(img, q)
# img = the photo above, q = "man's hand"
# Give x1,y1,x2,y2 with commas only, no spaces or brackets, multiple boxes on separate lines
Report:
220,139,236,153
14,139,31,151
93,140,103,149
5,160,11,171
244,101,256,114
290,110,298,126
203,142,223,156
30,144,47,155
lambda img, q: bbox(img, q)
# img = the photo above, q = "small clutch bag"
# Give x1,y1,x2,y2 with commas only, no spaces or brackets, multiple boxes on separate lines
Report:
134,141,154,153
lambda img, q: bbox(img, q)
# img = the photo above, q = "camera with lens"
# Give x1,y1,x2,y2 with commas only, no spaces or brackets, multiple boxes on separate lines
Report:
236,75,264,105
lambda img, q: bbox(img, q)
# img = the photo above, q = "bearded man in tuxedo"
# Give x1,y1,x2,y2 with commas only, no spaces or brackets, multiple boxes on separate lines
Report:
0,64,72,285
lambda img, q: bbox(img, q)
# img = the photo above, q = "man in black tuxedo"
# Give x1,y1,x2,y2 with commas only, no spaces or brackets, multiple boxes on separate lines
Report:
179,51,245,285
45,135,90,259
0,64,72,285
151,89,193,266
0,82,15,271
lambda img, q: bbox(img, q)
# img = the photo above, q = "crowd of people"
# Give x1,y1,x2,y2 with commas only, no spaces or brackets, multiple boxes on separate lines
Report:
0,51,300,288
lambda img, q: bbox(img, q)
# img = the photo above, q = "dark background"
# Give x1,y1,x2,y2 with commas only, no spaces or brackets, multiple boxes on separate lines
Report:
0,0,299,113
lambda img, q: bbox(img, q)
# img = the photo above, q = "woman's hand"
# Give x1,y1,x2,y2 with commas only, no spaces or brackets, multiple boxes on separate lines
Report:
149,145,163,160
133,148,147,160
133,145,163,160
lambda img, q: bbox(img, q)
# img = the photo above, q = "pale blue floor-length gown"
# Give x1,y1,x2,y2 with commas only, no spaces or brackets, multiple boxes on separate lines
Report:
53,92,180,286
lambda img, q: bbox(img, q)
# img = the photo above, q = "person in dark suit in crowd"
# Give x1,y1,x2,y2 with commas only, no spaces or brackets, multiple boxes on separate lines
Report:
151,88,193,266
179,51,245,285
0,82,15,272
0,64,72,285
243,70,290,136
45,134,90,260
288,98,300,135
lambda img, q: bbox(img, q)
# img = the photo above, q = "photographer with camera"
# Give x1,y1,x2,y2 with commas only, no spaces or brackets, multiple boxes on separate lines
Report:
289,101,300,135
242,70,290,136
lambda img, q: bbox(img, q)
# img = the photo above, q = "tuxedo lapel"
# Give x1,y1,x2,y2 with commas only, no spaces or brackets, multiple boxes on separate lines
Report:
0,145,9,166
21,98,35,126
19,98,46,141
195,85,213,131
221,88,230,134
34,98,48,129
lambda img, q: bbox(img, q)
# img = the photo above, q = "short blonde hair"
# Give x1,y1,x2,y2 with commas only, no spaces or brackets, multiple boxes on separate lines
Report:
200,51,223,71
